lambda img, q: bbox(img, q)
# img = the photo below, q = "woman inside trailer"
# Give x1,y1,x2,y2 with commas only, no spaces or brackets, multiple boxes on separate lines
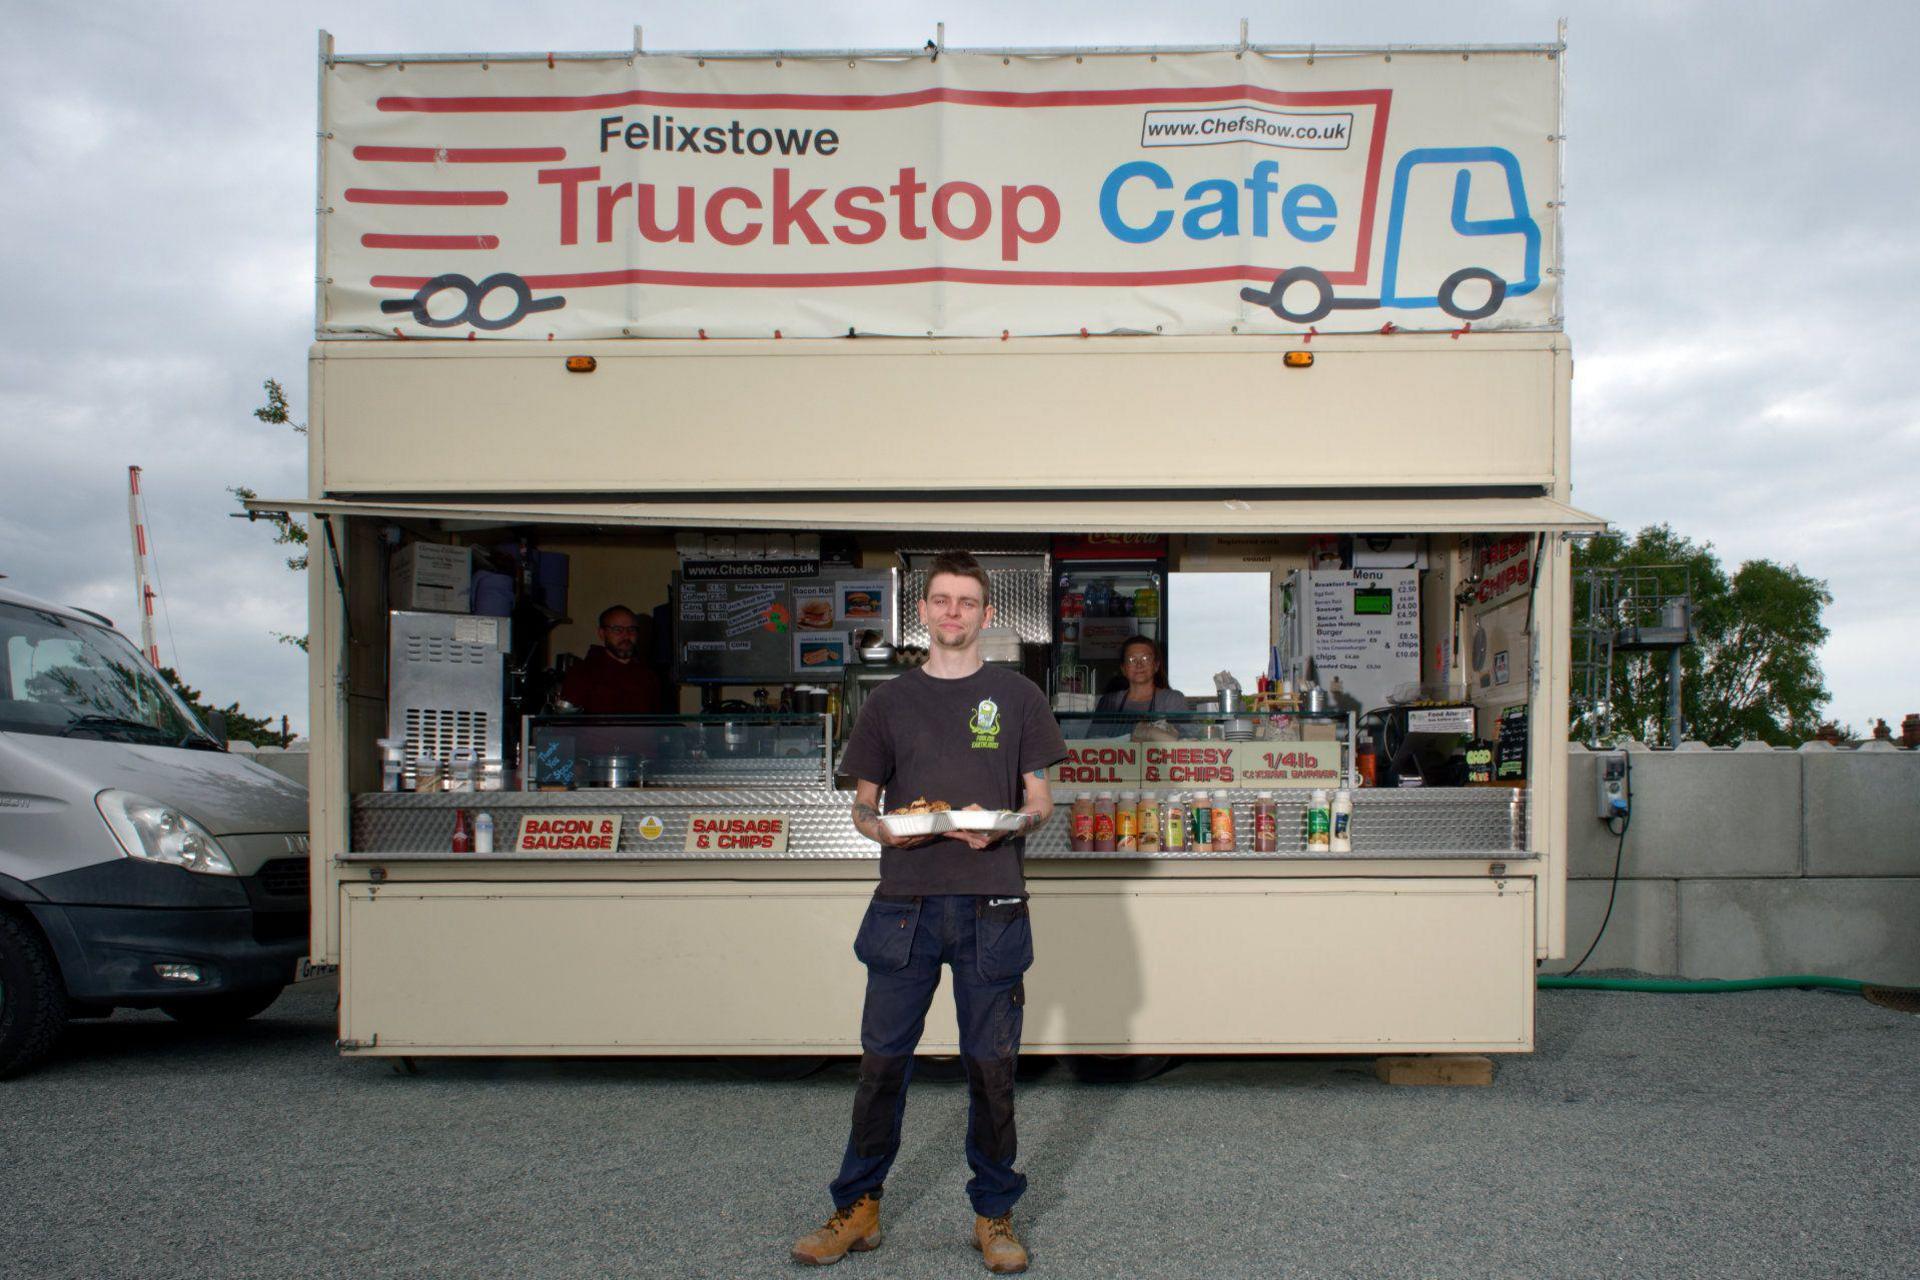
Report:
1087,634,1188,737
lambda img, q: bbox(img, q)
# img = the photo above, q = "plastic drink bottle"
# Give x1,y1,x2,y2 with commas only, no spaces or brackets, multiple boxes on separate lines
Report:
1330,790,1354,853
1115,790,1139,852
1306,790,1332,852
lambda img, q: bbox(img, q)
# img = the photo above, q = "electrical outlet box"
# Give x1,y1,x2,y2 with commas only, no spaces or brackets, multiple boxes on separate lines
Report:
1596,751,1630,821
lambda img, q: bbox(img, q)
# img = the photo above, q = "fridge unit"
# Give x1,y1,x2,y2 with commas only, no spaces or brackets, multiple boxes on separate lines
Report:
1051,537,1168,700
386,610,512,785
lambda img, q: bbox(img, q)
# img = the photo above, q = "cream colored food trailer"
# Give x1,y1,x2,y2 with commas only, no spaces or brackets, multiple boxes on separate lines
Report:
267,34,1598,1066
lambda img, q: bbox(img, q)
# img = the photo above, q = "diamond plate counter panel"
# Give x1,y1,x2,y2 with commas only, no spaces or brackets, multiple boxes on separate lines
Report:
349,787,1529,862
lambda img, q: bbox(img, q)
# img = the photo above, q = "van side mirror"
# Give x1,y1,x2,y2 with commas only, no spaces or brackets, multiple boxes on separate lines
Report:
208,710,229,744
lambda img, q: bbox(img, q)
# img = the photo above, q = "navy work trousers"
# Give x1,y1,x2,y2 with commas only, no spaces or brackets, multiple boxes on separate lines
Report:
830,892,1034,1218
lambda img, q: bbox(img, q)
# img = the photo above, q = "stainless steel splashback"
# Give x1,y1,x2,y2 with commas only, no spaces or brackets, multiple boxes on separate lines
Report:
900,553,1052,647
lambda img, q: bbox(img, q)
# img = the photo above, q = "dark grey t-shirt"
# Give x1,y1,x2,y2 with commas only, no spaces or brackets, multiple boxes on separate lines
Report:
838,665,1068,895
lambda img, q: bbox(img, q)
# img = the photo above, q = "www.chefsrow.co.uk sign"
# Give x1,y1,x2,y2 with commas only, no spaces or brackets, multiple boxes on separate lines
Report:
322,48,1558,338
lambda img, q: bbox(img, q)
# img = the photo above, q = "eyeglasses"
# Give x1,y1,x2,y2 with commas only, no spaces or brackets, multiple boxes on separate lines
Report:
1121,654,1156,666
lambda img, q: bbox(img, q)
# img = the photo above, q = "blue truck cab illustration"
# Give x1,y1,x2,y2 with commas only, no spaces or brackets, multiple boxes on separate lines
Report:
1241,146,1542,325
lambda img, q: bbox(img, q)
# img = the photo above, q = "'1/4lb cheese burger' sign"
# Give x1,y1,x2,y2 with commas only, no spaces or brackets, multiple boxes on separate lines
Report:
1052,740,1340,788
321,46,1559,339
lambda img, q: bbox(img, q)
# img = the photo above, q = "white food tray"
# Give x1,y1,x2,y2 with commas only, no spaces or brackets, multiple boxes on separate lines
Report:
880,810,1025,837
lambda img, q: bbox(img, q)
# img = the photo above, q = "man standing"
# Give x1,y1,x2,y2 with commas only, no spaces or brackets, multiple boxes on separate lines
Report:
792,552,1066,1274
558,605,662,714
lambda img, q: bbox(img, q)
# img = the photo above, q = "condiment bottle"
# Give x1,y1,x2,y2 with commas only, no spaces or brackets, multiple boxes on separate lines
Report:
378,737,407,793
1189,792,1213,853
1330,789,1354,852
1115,790,1139,852
1070,794,1095,852
1137,793,1162,854
1211,796,1237,851
1306,789,1332,852
1092,792,1117,852
1162,793,1188,852
473,811,495,854
450,808,473,854
1253,792,1278,853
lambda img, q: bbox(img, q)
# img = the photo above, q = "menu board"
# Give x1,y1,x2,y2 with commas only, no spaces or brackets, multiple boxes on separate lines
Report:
1495,704,1530,780
675,577,794,684
1051,740,1340,789
673,568,895,684
1296,568,1420,713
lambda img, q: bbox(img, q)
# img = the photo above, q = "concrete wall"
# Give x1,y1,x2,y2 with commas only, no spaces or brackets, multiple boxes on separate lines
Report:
227,743,310,788
1545,742,1920,985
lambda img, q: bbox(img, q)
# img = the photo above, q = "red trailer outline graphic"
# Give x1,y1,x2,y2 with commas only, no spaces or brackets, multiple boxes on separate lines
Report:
343,84,1393,330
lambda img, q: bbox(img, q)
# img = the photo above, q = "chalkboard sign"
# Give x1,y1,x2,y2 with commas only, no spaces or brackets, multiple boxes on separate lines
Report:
672,568,896,684
1495,704,1529,780
674,577,796,684
530,731,576,788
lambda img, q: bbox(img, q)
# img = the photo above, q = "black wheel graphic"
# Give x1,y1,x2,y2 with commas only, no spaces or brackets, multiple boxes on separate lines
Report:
466,273,539,332
1438,268,1507,321
1240,266,1336,324
379,272,566,331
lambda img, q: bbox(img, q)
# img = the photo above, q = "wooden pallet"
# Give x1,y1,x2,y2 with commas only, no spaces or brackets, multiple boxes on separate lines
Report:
1374,1054,1496,1086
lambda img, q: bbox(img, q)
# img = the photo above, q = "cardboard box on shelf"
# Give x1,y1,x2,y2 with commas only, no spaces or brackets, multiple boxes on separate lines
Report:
390,542,471,613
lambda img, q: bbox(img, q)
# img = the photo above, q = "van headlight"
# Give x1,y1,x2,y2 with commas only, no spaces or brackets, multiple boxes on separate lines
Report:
95,791,236,876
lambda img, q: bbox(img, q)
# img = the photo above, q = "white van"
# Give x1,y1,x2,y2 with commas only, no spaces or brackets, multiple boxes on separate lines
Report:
0,584,309,1078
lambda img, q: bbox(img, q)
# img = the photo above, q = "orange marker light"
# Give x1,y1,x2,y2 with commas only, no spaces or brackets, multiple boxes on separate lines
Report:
565,356,598,373
1283,351,1314,368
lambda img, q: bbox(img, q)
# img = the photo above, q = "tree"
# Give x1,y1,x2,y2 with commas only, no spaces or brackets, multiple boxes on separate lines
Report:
159,667,289,747
232,377,309,652
1573,525,1832,746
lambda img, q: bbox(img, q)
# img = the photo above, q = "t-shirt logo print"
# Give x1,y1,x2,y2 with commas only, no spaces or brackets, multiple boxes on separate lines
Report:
968,697,1003,749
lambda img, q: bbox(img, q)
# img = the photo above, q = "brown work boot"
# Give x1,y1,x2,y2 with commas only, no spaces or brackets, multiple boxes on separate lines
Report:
972,1214,1029,1274
790,1194,882,1266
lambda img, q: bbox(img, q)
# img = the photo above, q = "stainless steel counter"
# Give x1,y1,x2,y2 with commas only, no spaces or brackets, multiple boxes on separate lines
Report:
349,787,1530,862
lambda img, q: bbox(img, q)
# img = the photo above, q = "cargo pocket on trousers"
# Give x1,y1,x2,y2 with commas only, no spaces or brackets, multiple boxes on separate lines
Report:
853,895,921,972
975,897,1034,982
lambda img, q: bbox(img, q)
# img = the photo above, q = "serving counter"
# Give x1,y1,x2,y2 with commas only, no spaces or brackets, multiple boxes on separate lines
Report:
331,712,1540,1058
348,786,1531,863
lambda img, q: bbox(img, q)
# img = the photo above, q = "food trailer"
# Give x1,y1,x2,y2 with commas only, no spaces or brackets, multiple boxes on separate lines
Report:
262,31,1600,1066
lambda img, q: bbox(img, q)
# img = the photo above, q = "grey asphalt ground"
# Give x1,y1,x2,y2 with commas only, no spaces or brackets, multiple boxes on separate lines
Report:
2,976,1914,1280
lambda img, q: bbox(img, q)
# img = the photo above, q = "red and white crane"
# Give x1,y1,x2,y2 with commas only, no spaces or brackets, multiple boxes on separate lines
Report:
125,465,162,668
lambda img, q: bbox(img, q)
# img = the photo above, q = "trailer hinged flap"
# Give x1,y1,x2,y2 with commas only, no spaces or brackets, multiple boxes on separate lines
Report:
244,494,1605,535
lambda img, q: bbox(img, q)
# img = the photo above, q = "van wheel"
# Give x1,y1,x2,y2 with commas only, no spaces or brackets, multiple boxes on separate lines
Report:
159,986,284,1025
0,910,70,1079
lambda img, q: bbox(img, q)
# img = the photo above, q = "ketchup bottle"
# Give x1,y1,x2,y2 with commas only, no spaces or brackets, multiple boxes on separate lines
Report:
451,809,473,853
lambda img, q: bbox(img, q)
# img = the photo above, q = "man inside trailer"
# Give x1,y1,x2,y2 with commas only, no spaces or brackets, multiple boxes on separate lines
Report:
558,604,662,715
791,551,1067,1275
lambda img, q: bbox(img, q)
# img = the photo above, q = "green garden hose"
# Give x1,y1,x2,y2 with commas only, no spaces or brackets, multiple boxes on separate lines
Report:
1539,974,1863,993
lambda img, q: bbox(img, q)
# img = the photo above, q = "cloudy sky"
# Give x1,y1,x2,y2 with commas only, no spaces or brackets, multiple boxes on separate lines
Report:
2,1,1914,737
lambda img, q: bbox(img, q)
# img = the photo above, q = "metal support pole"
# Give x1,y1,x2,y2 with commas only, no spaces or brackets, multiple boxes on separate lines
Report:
1666,645,1684,747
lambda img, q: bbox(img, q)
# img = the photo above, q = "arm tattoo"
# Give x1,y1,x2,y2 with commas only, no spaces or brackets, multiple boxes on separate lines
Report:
852,803,880,822
1030,770,1046,780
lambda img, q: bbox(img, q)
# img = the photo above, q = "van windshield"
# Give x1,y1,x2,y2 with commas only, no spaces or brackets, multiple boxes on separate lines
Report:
0,601,217,746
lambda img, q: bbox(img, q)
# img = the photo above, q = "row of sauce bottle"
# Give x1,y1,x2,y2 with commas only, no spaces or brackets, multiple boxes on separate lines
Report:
1068,789,1353,854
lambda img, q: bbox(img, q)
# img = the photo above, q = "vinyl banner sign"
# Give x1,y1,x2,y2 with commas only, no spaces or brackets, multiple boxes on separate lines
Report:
321,48,1560,338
